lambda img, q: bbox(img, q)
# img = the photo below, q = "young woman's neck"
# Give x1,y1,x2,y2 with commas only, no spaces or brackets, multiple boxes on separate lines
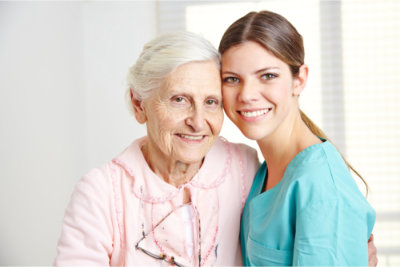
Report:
257,111,321,191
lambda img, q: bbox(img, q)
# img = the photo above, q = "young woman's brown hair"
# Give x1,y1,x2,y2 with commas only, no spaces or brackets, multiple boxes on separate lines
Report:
219,10,368,194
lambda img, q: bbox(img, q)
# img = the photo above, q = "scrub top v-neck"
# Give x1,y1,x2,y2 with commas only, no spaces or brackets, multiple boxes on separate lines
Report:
240,140,375,266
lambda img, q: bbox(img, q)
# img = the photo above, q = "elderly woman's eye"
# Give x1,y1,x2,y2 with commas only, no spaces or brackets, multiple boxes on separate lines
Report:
173,96,185,102
206,99,218,105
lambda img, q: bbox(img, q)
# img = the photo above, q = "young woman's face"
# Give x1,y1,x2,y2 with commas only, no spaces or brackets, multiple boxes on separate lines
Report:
221,41,304,141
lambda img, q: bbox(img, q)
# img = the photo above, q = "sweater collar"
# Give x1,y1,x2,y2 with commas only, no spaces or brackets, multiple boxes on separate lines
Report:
112,136,231,203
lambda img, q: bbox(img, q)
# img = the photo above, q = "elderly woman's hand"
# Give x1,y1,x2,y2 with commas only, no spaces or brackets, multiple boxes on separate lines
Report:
368,234,378,267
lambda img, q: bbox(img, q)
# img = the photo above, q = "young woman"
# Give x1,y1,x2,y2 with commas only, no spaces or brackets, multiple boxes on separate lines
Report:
219,10,376,266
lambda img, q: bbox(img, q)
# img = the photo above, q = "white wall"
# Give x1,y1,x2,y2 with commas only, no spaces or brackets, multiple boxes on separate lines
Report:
0,2,156,265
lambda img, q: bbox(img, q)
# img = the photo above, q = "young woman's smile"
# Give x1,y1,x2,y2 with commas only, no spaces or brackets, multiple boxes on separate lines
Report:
238,108,272,121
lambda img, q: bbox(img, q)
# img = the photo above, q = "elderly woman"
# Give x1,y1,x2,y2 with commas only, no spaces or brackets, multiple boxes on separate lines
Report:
54,31,259,266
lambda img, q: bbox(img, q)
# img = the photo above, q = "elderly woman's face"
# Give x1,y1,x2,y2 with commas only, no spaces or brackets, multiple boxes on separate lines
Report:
141,60,223,164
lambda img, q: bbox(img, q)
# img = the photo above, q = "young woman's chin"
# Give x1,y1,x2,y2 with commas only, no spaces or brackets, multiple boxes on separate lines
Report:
233,123,271,141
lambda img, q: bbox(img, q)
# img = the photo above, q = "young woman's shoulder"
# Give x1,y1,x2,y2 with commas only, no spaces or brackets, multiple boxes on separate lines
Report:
286,140,370,212
288,141,349,182
284,141,347,201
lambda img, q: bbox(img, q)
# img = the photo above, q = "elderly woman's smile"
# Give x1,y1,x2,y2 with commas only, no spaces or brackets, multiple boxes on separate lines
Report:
136,60,224,183
176,134,204,141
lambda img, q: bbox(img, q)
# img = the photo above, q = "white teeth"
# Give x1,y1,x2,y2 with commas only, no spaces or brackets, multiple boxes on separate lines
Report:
240,109,269,118
179,134,203,140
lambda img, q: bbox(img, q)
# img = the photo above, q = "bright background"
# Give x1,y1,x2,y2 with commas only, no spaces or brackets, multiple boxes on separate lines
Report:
0,0,399,265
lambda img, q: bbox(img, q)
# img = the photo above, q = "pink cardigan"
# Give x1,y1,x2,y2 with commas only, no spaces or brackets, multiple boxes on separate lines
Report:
55,136,259,266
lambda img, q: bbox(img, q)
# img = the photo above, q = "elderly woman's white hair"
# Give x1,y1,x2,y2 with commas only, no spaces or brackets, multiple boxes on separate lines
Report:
126,31,220,107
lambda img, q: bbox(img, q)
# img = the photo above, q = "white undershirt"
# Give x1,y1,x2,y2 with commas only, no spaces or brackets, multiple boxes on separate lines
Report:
181,205,194,257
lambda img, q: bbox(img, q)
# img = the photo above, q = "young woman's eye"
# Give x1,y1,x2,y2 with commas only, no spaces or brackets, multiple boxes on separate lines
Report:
261,73,278,80
223,77,240,83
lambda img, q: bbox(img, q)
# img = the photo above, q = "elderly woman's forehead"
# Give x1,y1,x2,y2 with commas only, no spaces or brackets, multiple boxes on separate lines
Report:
174,60,219,71
172,61,219,76
156,62,221,95
168,62,220,81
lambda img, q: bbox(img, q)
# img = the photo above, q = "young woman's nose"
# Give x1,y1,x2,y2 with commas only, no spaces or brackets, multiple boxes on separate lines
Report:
185,107,205,132
238,81,258,103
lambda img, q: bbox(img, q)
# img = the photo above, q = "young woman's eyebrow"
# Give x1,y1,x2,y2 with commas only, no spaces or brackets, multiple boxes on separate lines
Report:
254,67,280,74
221,70,238,76
221,67,280,76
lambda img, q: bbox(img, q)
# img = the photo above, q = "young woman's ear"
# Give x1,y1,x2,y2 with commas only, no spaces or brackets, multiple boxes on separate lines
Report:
130,90,147,124
293,64,309,96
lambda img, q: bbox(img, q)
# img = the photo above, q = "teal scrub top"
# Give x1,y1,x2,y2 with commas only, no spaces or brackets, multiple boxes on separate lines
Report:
240,140,375,266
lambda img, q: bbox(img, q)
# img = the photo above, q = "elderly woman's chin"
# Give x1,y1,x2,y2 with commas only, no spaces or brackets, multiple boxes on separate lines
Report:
170,134,219,164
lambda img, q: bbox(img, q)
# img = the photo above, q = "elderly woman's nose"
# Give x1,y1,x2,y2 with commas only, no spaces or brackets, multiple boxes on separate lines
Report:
185,107,205,132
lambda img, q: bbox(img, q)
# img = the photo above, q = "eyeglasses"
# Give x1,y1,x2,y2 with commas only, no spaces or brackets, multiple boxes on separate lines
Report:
135,203,201,267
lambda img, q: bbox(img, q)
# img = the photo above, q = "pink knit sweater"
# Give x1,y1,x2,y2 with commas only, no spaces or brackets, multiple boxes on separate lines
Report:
55,136,259,266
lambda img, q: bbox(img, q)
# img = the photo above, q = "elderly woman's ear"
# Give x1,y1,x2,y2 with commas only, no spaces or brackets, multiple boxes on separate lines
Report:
130,90,147,124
